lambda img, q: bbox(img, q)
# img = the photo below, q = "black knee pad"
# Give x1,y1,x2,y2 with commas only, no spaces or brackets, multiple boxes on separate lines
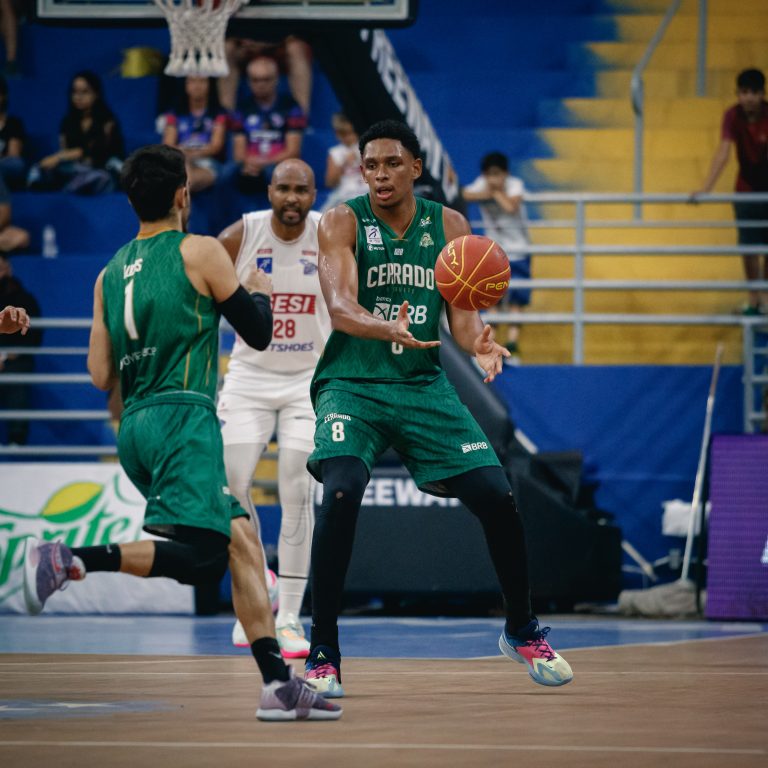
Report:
150,528,230,586
319,456,369,512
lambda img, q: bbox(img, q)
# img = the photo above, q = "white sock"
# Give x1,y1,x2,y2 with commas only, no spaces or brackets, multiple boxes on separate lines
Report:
275,447,314,623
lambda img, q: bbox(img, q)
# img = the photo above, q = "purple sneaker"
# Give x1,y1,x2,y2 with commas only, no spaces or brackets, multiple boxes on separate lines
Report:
23,538,78,615
256,668,342,721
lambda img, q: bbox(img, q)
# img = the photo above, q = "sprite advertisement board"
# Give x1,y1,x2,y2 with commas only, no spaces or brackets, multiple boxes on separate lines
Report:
0,464,193,614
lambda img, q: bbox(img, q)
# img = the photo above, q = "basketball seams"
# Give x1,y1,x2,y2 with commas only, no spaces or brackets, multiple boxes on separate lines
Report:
435,235,510,311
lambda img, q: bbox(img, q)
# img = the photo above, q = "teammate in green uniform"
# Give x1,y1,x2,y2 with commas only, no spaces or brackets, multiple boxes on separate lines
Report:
303,121,573,697
22,144,340,721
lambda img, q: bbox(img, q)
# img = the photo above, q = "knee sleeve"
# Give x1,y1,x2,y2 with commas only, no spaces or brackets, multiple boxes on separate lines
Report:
150,528,230,586
318,456,368,519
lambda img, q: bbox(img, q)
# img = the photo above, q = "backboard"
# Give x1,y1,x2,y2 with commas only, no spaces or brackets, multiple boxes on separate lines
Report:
36,0,417,23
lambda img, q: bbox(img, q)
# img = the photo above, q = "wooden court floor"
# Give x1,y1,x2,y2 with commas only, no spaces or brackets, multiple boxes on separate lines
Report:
1,634,766,768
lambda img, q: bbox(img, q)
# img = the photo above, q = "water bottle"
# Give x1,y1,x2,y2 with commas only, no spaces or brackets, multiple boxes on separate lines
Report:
42,225,58,259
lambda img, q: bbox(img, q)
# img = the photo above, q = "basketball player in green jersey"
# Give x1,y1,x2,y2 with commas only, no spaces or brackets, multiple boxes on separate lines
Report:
22,144,340,721
304,120,573,697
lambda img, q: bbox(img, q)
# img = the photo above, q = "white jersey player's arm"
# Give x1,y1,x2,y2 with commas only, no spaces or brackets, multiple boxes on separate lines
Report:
217,219,245,266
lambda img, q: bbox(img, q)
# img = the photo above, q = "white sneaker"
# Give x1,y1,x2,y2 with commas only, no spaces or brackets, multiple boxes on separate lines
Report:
266,569,279,614
232,619,249,648
231,569,281,648
256,668,342,721
276,614,310,659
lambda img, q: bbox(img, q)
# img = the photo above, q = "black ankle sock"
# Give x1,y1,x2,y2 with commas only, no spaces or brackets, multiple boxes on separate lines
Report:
71,544,122,573
250,637,290,684
505,616,537,639
310,626,339,654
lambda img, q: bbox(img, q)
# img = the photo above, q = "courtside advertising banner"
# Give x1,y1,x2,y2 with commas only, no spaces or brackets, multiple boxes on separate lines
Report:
0,464,194,614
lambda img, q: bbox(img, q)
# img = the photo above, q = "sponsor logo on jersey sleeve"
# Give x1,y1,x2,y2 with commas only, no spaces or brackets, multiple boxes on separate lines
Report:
300,258,318,275
256,256,273,273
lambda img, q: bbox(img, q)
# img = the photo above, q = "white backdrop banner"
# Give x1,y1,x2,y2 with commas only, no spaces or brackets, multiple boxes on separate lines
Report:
0,463,194,614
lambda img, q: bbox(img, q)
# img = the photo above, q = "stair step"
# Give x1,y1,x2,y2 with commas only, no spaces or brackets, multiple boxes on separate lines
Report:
595,68,757,98
572,40,768,69
539,128,720,160
538,97,729,129
522,157,725,192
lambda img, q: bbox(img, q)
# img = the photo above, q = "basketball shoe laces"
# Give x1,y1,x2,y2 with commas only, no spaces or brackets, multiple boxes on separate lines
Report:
525,626,556,662
306,661,339,680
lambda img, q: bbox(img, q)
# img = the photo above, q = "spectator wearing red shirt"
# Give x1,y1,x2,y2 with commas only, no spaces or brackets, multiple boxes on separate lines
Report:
230,56,307,200
162,76,227,194
692,68,768,314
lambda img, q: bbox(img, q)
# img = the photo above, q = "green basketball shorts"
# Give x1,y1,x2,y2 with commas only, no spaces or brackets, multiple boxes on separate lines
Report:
119,396,244,540
308,374,500,497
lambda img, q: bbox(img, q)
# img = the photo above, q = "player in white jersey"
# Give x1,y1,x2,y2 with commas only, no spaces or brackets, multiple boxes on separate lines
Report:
217,158,331,657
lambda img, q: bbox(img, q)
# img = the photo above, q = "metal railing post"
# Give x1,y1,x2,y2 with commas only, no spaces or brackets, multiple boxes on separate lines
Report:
742,319,754,433
573,199,585,364
696,0,708,97
631,0,682,219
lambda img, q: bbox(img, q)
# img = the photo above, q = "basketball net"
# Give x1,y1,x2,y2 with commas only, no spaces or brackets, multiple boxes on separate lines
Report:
153,0,246,77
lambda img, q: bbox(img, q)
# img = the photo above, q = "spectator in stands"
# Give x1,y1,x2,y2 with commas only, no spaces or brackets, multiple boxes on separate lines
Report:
691,68,768,315
228,56,307,201
0,253,41,445
0,74,25,190
219,35,312,115
27,70,125,195
161,76,227,195
0,0,19,77
321,113,367,212
462,151,532,363
0,303,28,334
0,172,28,252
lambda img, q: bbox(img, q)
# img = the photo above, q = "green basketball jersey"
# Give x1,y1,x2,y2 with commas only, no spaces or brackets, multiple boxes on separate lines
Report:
312,194,446,400
102,231,219,409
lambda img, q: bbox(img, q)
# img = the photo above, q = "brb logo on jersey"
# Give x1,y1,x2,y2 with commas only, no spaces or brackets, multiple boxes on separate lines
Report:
300,258,318,275
256,257,273,273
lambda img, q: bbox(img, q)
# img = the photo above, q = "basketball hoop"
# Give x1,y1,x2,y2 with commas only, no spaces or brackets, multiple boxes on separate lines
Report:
153,0,246,77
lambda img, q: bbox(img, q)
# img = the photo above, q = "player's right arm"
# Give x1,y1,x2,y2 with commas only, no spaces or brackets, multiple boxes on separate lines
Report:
318,205,439,349
182,234,273,351
87,269,118,391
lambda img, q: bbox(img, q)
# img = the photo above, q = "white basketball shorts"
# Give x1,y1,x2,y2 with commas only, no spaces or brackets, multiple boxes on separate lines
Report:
217,367,315,453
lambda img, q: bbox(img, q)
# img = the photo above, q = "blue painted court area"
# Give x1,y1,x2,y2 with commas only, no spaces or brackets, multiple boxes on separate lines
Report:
0,615,766,658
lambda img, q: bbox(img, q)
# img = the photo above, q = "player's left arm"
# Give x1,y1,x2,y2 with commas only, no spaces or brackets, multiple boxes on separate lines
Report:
443,208,510,384
87,269,118,391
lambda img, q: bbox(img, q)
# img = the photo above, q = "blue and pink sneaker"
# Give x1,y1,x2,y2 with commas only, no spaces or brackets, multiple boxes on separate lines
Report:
23,537,83,615
499,619,573,687
304,645,345,698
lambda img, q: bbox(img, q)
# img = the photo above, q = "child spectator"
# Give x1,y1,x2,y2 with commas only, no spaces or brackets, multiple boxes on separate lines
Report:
321,113,367,212
27,71,124,194
162,75,226,194
462,151,532,363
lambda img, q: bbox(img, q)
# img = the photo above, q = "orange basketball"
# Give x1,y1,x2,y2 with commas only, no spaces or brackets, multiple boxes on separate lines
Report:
435,235,510,311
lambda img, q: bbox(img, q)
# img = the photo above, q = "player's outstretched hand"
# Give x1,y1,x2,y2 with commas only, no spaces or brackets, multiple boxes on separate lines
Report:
474,324,509,383
391,300,440,350
0,305,30,335
244,266,273,298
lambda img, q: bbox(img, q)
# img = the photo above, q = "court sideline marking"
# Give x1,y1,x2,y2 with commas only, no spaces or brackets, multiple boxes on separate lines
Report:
0,741,763,756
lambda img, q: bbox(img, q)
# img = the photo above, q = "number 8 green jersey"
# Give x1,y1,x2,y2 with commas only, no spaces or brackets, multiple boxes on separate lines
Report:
102,231,220,409
311,194,446,401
